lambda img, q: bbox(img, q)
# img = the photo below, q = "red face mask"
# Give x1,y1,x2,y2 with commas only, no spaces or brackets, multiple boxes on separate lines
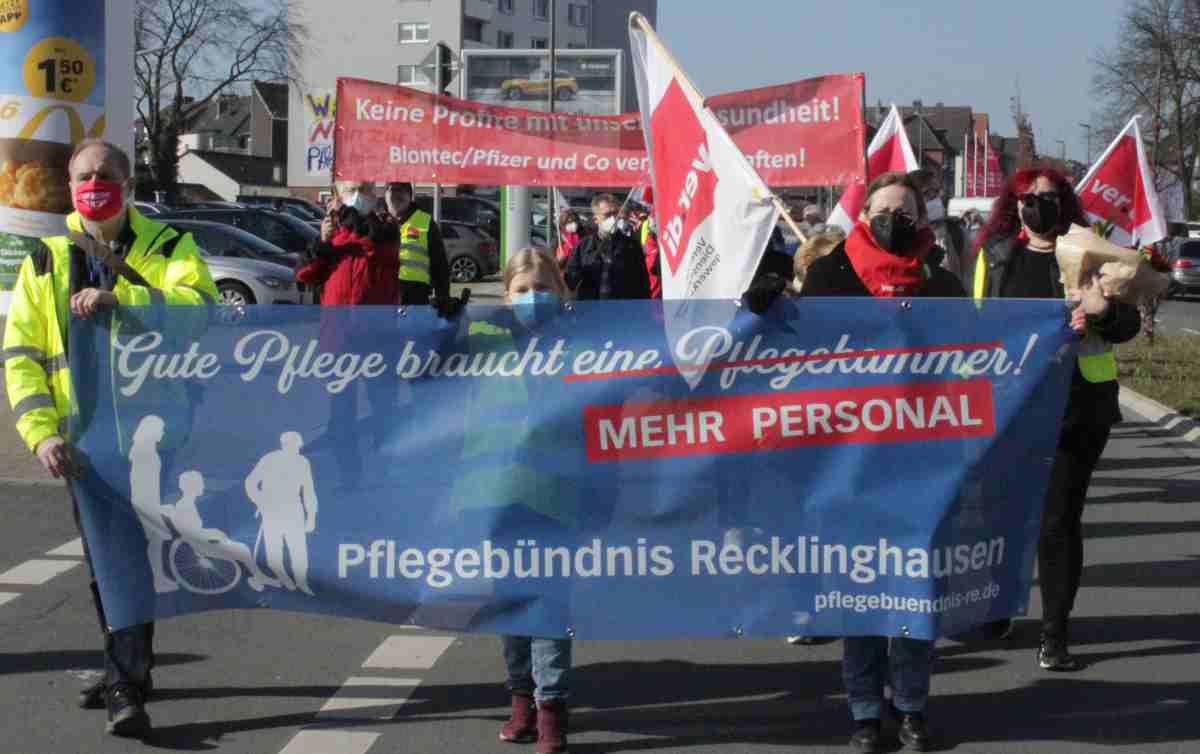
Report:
73,179,125,221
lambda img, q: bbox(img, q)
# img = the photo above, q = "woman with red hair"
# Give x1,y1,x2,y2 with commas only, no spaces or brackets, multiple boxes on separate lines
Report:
973,167,1140,670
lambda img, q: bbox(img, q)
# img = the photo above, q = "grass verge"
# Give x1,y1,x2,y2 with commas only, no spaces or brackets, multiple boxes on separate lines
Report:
1115,333,1200,418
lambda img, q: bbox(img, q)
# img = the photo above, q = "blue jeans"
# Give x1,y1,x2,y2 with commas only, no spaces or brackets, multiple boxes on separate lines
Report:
842,636,934,720
503,636,571,702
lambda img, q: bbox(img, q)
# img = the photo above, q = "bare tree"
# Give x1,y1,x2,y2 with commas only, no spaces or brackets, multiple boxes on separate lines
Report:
1092,0,1200,215
135,0,306,200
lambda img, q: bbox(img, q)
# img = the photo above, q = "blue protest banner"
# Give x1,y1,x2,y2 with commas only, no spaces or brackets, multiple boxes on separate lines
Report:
69,298,1074,640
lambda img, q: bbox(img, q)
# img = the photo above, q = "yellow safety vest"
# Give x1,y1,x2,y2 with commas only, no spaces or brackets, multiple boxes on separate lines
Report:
640,220,651,248
2,208,217,453
972,251,1117,383
397,210,433,286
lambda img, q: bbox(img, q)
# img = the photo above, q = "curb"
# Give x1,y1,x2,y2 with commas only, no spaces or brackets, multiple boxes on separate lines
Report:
1119,385,1200,446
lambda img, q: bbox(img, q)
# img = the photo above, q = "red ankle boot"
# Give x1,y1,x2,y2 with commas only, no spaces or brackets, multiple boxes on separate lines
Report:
536,700,568,753
499,692,537,743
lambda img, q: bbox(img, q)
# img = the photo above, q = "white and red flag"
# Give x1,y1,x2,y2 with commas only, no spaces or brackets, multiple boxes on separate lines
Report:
828,105,919,232
1075,116,1167,247
629,14,780,302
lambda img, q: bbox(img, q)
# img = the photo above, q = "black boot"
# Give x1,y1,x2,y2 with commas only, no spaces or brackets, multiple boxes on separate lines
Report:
80,670,153,710
895,709,932,751
105,684,150,738
1038,634,1079,671
849,718,883,752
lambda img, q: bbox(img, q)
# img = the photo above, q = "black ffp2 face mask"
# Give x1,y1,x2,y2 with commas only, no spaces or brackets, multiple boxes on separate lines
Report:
1020,196,1061,236
869,212,918,255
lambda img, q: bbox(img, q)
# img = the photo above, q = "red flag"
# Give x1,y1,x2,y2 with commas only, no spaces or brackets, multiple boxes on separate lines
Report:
1075,116,1167,247
828,105,919,231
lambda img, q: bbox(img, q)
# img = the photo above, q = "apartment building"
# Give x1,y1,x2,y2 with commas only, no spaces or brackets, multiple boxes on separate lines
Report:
287,0,656,195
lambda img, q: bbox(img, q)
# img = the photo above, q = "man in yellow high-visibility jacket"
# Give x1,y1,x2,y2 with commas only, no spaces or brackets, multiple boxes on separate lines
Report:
2,139,216,739
383,181,450,306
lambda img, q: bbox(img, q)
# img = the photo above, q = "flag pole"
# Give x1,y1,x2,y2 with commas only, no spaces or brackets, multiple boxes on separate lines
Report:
629,12,807,243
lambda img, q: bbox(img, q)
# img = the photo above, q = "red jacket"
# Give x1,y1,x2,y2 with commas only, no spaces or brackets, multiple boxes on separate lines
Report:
296,226,400,305
644,231,662,299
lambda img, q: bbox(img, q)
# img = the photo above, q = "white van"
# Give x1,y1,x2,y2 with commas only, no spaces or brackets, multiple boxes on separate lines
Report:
947,197,996,221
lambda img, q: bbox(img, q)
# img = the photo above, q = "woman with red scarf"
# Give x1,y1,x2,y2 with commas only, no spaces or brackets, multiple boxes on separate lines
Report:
806,172,961,753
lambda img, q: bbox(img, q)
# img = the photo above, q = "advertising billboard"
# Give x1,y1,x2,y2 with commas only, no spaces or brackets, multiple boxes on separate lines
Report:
460,49,623,117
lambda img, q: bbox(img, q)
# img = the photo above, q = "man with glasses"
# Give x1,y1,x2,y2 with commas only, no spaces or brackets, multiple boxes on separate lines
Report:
564,193,651,300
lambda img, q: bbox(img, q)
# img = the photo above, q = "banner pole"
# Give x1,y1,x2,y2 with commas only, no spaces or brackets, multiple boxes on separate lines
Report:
629,12,806,243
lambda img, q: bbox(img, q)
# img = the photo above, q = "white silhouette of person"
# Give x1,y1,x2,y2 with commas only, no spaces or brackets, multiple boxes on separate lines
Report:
164,471,280,592
129,415,177,593
244,432,318,595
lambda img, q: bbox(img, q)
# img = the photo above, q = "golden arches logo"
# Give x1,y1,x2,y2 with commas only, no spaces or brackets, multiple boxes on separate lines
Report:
16,104,105,143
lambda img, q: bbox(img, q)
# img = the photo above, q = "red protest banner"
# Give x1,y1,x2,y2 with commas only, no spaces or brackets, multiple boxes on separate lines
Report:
335,74,864,188
334,77,647,186
704,74,865,186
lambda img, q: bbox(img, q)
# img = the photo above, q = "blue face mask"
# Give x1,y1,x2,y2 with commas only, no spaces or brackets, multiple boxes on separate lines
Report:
511,290,562,329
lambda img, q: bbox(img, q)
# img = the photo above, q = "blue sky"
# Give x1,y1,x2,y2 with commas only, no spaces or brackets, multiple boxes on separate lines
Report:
657,0,1129,163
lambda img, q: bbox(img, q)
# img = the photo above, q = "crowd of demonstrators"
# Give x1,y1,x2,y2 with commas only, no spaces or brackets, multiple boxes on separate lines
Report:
972,168,1141,670
563,193,652,300
2,139,217,738
6,138,1145,753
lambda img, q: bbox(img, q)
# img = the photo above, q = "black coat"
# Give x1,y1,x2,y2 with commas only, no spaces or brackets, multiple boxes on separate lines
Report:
800,242,966,298
976,234,1140,428
565,230,651,300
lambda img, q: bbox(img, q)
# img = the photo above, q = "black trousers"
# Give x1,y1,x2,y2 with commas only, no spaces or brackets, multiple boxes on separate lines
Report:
1038,421,1112,639
71,487,155,689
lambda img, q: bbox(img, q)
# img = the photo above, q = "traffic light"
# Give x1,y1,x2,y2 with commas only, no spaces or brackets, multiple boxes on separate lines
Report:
435,42,454,94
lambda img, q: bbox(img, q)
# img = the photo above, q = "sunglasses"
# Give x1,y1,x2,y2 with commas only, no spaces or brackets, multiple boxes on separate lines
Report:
1018,191,1061,205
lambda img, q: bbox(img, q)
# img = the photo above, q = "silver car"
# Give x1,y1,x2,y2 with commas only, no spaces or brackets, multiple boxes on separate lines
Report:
199,252,306,305
1168,239,1200,298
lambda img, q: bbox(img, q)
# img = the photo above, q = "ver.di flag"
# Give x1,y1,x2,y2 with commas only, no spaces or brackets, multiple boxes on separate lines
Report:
829,105,919,232
1075,116,1168,247
629,13,780,302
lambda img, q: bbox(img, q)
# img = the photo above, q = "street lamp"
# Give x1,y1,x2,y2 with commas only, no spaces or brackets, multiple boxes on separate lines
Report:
1079,123,1092,164
1055,139,1066,162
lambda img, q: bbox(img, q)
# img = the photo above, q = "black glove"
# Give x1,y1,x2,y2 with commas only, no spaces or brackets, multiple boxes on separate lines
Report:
432,288,471,320
741,274,788,315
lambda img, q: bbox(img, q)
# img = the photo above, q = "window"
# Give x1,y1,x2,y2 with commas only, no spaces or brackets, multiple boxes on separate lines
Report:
463,18,483,42
498,0,513,14
568,3,588,26
398,21,430,44
532,0,549,19
497,30,514,48
398,64,430,87
531,37,548,49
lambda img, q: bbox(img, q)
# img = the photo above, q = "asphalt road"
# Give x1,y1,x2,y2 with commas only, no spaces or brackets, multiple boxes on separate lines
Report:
0,407,1197,754
1156,295,1200,337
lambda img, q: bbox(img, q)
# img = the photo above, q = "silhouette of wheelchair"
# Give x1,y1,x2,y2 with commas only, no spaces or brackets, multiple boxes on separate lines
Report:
165,521,244,595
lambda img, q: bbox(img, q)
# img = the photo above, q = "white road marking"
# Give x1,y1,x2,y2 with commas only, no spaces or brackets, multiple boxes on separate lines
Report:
0,558,80,585
362,635,456,670
317,677,421,719
278,730,379,754
0,593,19,608
45,538,84,558
1182,328,1200,336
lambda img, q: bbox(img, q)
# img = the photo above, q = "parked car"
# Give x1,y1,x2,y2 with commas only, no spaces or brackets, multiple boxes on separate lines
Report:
1168,239,1200,298
156,207,318,255
162,219,312,305
442,220,498,283
236,195,325,223
414,195,500,239
133,201,168,215
177,201,248,210
500,70,578,101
